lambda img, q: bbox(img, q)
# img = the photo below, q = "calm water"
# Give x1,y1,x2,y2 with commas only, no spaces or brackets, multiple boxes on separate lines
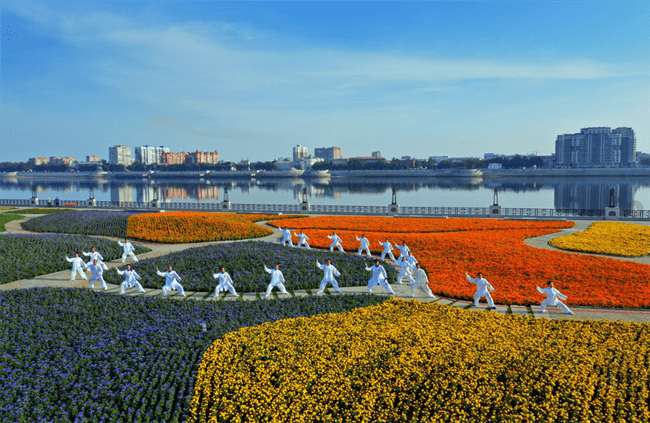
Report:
1,176,649,211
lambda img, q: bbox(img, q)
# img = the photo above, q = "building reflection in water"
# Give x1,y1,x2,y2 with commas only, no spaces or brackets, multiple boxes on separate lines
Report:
554,180,637,210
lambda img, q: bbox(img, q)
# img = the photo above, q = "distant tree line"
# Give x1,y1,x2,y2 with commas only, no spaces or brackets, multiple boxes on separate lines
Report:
0,160,277,173
311,155,545,171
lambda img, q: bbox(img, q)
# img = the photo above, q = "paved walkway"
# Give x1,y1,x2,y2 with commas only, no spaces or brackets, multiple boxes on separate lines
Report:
2,212,649,323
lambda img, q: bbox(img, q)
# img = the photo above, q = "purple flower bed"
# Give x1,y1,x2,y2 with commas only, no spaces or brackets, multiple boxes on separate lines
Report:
0,234,150,284
21,211,140,238
103,241,398,292
0,288,388,422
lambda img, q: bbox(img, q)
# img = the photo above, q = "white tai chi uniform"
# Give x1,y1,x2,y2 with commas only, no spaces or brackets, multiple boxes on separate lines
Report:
118,241,139,263
316,261,342,294
87,263,108,290
379,241,396,261
118,268,145,294
280,228,294,247
466,274,495,308
356,236,372,257
83,251,109,270
295,232,311,249
537,286,574,314
395,243,410,260
264,266,289,297
411,267,435,298
396,259,415,285
156,270,186,297
328,234,344,253
66,256,88,281
365,264,395,294
406,254,418,268
213,271,239,297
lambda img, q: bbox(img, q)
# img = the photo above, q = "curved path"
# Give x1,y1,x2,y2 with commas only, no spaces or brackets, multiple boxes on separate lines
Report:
2,212,649,323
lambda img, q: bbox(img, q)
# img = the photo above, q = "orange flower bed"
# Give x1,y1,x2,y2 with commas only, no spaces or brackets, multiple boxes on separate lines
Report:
126,212,274,243
270,217,650,308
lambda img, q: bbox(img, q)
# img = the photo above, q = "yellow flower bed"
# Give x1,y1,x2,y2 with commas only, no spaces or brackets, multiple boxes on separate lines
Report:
189,299,650,423
551,222,650,257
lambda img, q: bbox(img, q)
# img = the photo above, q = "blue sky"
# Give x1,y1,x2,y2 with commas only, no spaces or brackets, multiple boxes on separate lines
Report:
1,1,648,163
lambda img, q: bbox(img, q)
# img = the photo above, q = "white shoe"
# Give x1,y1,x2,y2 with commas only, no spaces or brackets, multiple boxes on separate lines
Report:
265,294,270,298
567,311,575,315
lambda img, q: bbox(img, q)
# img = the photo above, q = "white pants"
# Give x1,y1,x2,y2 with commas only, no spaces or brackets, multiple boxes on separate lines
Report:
396,271,415,285
265,282,288,297
411,283,435,298
358,247,371,257
381,251,396,261
121,252,138,262
540,299,573,314
70,269,87,281
330,244,344,253
367,278,394,294
215,282,238,297
89,276,107,290
121,280,145,294
297,241,310,249
474,291,495,308
317,278,341,294
162,281,185,297
282,238,293,247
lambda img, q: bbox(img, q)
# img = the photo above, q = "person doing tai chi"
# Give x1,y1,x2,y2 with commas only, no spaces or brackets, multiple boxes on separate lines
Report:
118,264,145,294
156,266,186,297
328,232,344,253
315,259,342,294
465,272,496,309
65,253,88,281
212,267,239,298
81,247,109,270
279,228,294,247
395,241,410,260
87,259,108,290
379,239,396,261
118,239,138,263
406,251,418,268
536,281,575,315
396,256,415,285
263,264,289,298
365,259,395,295
411,263,435,298
295,231,311,249
356,234,372,257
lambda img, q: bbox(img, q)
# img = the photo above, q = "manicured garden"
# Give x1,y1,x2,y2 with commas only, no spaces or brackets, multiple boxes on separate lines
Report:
0,213,24,232
103,241,397,292
0,288,388,423
21,211,139,238
0,234,149,284
551,221,650,257
190,298,650,423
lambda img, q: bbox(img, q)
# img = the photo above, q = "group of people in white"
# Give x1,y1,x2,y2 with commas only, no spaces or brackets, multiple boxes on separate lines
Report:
64,232,575,315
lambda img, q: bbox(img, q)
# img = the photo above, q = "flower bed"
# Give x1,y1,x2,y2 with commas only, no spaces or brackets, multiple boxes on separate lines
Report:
103,241,397,292
0,234,149,284
8,208,77,214
268,217,650,308
21,211,140,238
190,299,650,423
550,222,650,257
0,288,388,423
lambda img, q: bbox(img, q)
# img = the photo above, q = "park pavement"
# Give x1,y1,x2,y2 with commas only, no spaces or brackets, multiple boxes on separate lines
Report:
2,212,650,324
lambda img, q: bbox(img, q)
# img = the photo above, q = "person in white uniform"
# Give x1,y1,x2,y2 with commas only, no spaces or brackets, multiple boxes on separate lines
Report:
65,253,88,281
279,228,294,247
87,259,108,290
465,272,496,309
356,234,372,257
411,263,435,298
328,232,344,253
536,281,574,315
263,264,289,297
212,267,239,297
379,239,396,261
295,231,311,249
395,241,410,260
81,247,109,270
118,264,145,294
118,239,139,263
406,251,418,268
365,259,395,295
396,256,415,285
315,259,342,294
156,266,186,297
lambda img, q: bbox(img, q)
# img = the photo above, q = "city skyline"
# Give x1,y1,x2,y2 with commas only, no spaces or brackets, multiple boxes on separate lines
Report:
2,1,649,163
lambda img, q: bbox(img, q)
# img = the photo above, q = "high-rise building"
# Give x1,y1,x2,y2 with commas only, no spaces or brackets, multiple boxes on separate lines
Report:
108,145,133,165
86,155,101,162
555,127,637,167
161,151,187,165
186,150,219,165
314,147,342,162
293,145,309,161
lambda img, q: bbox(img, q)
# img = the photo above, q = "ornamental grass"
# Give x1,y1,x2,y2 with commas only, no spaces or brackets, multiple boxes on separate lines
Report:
550,222,650,257
189,299,650,423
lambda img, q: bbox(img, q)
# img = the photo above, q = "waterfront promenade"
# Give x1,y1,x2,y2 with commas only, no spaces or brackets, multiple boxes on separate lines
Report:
2,211,649,323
